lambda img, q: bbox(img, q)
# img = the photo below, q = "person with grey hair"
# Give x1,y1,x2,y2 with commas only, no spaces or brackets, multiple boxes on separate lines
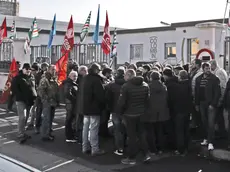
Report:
118,69,151,165
75,65,88,144
210,59,228,137
81,63,106,156
63,71,78,143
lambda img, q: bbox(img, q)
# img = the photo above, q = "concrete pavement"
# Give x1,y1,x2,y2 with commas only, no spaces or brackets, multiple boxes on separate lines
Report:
0,104,230,172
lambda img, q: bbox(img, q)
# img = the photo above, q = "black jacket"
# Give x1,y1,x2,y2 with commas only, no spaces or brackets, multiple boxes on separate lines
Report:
106,76,126,113
117,76,149,117
195,73,221,107
82,71,105,115
11,71,37,106
170,79,193,114
63,78,78,104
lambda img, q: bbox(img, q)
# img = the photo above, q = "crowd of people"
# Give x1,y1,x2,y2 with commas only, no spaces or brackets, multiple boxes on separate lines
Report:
6,58,230,165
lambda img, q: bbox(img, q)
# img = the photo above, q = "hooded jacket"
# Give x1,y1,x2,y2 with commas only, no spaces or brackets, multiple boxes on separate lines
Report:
117,76,149,117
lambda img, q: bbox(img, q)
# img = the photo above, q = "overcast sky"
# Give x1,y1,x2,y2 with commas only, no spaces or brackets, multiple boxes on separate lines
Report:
18,0,228,28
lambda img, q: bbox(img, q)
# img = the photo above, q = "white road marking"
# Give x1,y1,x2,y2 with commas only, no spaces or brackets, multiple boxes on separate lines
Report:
43,159,74,172
3,130,17,135
0,108,6,111
53,126,65,131
0,138,7,141
3,140,15,145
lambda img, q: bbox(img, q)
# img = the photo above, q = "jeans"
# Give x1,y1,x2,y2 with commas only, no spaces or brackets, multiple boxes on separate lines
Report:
35,97,43,130
7,94,14,110
112,113,125,150
76,114,83,141
144,122,164,153
82,115,100,153
28,105,36,126
174,113,190,153
124,115,148,159
65,103,76,139
41,102,55,138
16,101,31,137
227,109,230,144
200,102,216,143
215,105,226,136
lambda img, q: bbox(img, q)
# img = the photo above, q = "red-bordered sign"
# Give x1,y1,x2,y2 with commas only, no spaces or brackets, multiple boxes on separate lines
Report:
196,48,215,59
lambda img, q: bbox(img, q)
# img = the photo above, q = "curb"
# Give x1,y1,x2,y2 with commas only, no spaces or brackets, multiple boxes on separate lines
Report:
199,146,230,161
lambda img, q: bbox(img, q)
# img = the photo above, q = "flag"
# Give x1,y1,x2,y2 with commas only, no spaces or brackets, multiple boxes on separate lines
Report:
48,14,56,49
101,11,111,55
9,20,16,39
0,17,7,45
93,4,100,44
80,11,92,43
32,17,39,38
228,10,230,30
0,58,18,104
110,28,117,67
61,16,74,55
55,53,68,85
111,28,117,57
24,25,33,54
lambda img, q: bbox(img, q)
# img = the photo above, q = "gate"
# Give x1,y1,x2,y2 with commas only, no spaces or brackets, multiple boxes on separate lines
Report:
224,36,230,73
0,41,14,73
30,44,112,66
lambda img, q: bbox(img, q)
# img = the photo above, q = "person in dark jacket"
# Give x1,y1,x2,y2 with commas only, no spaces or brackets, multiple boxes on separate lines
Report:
143,65,151,83
11,63,37,143
82,63,105,156
75,65,88,144
143,71,170,155
118,69,151,165
162,67,178,150
171,70,192,155
63,71,78,142
106,68,126,155
223,78,230,149
195,62,221,151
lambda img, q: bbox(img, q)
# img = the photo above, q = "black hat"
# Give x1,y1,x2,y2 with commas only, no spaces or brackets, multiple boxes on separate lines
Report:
22,63,31,70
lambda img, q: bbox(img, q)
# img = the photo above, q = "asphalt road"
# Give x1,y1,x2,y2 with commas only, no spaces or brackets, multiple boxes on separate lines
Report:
0,104,230,172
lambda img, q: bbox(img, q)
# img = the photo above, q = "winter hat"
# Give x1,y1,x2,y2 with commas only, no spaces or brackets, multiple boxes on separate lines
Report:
163,67,173,77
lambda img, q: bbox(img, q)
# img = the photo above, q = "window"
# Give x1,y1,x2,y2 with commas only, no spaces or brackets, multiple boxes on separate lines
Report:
0,41,13,73
191,39,199,55
130,44,143,60
165,43,176,59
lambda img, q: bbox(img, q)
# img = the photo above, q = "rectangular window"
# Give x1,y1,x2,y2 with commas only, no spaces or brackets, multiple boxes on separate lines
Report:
130,44,143,61
165,43,176,59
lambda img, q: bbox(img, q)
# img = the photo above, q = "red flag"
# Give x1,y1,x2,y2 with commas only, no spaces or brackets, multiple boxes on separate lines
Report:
55,53,68,85
101,11,111,55
0,17,7,45
0,58,18,103
61,16,74,55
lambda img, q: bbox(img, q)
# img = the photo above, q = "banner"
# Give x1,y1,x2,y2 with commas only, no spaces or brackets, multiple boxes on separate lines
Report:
55,53,68,85
61,16,74,55
0,58,18,103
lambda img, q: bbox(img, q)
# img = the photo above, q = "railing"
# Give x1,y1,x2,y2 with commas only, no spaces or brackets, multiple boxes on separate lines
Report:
30,44,111,66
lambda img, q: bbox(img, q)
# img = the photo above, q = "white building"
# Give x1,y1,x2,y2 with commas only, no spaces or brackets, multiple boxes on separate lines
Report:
0,15,228,66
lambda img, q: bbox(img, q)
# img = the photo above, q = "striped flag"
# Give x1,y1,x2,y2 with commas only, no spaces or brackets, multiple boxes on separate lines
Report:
110,28,117,67
32,17,39,38
24,25,33,54
9,20,16,39
111,28,117,57
80,11,92,43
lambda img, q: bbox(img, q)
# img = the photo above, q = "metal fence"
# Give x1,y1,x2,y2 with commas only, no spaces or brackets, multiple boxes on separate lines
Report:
0,41,14,72
30,44,111,66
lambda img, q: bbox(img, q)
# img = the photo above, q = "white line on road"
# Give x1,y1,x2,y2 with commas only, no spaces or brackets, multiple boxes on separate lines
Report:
0,138,6,141
3,140,15,145
0,108,6,111
43,159,74,172
53,126,65,131
3,130,17,135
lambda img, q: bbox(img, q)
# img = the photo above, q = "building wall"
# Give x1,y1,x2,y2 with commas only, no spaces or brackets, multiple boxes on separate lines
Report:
0,0,18,16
